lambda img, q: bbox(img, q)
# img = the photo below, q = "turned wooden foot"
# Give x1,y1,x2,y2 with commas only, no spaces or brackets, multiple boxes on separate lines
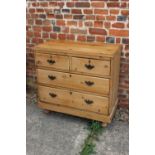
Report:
43,109,51,114
102,122,108,127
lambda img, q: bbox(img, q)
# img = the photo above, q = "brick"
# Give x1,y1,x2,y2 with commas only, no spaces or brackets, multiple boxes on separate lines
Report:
96,16,105,20
94,21,103,28
109,29,129,36
35,20,42,25
53,26,61,32
85,21,93,27
32,38,43,44
49,2,57,7
91,2,105,7
116,38,121,43
83,9,93,14
57,2,64,8
104,22,111,28
78,21,83,27
75,2,90,8
61,27,69,33
87,36,95,42
67,21,77,26
66,2,74,8
94,9,108,15
117,15,127,21
110,9,119,15
67,34,75,40
107,2,119,7
89,28,107,35
39,14,46,19
62,9,70,13
50,33,57,39
47,14,55,19
77,35,86,42
106,37,115,43
36,9,44,13
43,26,52,32
42,33,49,39
39,2,48,7
125,44,129,50
112,22,125,28
96,36,105,42
54,9,61,14
71,28,87,34
27,31,33,37
33,26,42,32
106,16,116,21
121,10,129,16
64,14,72,19
31,14,38,18
58,34,66,40
34,32,41,38
29,9,35,14
72,9,82,14
120,2,127,8
32,2,39,7
42,20,51,25
86,15,95,20
56,20,65,26
27,19,34,25
73,15,84,20
55,14,63,19
122,38,129,44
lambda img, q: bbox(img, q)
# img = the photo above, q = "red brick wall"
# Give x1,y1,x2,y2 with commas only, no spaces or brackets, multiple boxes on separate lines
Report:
26,0,129,108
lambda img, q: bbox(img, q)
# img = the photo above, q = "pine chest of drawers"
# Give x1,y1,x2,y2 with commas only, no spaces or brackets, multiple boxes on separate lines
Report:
34,40,121,126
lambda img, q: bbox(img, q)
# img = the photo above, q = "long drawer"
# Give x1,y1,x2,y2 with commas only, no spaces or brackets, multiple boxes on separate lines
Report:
38,85,109,114
35,53,69,70
37,69,110,95
71,57,110,76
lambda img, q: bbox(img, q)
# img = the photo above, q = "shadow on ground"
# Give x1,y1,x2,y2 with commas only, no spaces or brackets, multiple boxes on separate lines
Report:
26,93,129,155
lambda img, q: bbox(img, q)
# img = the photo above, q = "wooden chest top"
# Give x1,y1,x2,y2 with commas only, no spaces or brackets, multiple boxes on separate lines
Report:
34,40,121,58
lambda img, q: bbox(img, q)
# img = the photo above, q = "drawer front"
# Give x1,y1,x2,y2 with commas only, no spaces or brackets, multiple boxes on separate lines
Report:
35,53,69,70
71,91,109,114
71,57,110,76
37,69,109,95
38,85,71,106
38,85,109,115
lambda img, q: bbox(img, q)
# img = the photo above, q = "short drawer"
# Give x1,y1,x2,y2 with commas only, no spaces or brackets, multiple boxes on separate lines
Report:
37,69,109,95
71,57,110,76
38,85,109,115
35,53,69,70
71,91,109,114
38,85,71,106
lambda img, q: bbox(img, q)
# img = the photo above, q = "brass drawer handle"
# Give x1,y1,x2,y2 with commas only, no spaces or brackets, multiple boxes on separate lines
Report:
85,64,94,70
49,92,57,98
48,75,56,80
85,81,94,86
84,99,93,104
47,59,56,64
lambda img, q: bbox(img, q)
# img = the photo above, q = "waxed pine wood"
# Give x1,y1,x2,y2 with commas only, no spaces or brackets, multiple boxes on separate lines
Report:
34,40,121,124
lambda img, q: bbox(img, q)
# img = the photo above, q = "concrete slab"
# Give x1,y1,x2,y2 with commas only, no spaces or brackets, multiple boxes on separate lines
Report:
26,94,128,155
94,121,129,155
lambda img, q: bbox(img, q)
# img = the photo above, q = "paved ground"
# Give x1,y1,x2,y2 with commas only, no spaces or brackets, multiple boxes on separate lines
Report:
26,93,129,155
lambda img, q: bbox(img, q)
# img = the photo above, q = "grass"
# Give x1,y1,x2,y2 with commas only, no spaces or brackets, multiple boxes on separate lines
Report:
80,121,104,155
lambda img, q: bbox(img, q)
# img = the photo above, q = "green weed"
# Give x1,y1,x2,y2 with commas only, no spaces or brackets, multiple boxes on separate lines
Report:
80,121,104,155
